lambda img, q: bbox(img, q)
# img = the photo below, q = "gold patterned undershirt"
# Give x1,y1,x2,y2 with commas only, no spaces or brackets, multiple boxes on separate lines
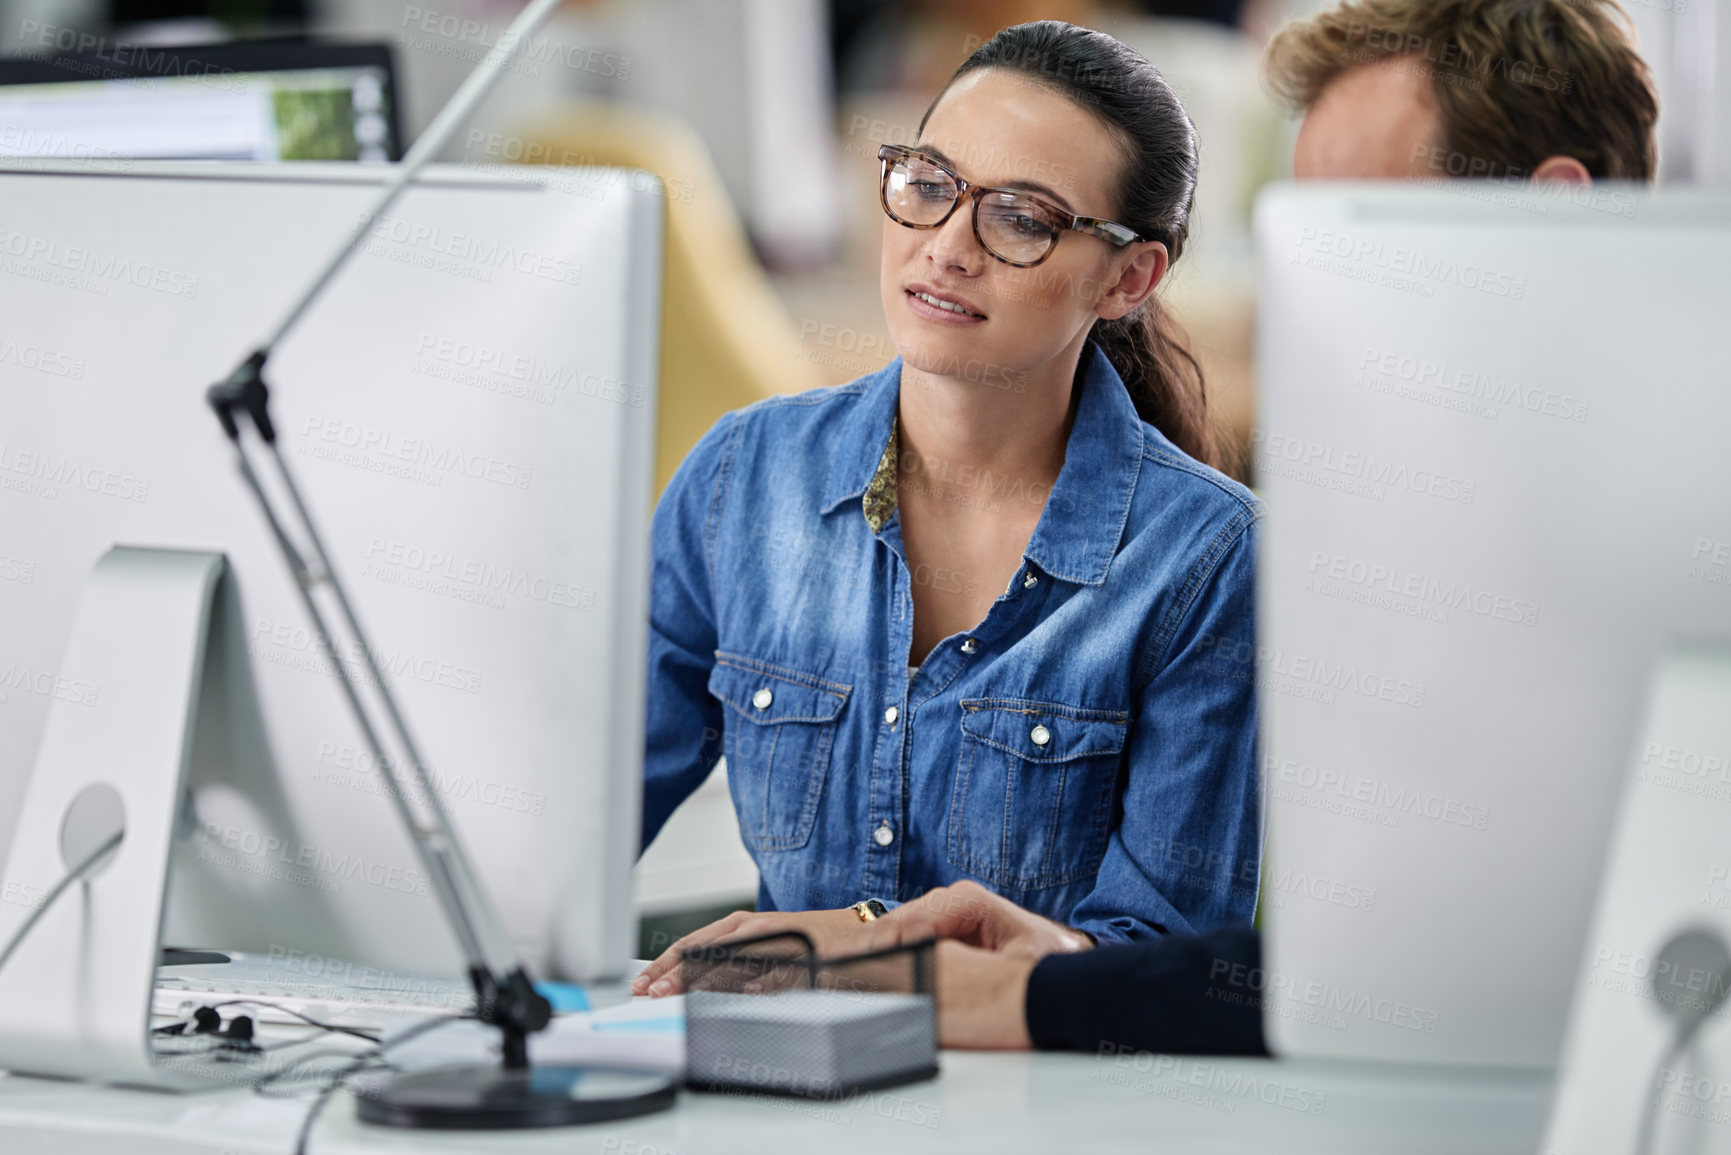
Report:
861,417,900,533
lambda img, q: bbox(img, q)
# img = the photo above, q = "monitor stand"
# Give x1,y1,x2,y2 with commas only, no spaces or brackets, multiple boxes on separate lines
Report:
0,547,229,1088
0,547,680,1125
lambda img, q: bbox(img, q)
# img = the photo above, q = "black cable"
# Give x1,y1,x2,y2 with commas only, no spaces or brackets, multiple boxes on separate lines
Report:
1633,929,1731,1155
253,1013,474,1155
151,991,471,1152
149,998,384,1071
150,1005,471,1155
153,1031,359,1060
1634,1030,1696,1155
242,1012,466,1095
202,999,382,1045
0,831,123,977
292,1052,381,1155
157,1010,464,1082
250,1050,385,1098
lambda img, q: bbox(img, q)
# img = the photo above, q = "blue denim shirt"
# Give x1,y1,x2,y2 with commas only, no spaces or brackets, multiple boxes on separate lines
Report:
641,344,1261,943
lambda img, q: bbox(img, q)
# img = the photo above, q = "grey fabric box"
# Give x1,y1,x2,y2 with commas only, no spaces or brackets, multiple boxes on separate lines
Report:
684,989,938,1098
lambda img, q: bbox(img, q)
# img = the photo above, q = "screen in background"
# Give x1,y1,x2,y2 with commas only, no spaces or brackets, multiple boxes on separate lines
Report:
0,41,400,163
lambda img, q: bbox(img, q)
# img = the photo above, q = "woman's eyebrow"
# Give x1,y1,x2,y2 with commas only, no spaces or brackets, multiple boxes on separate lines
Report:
912,141,1076,214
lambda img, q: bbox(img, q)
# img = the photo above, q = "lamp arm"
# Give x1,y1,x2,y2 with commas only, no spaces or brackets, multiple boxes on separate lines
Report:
206,0,569,1057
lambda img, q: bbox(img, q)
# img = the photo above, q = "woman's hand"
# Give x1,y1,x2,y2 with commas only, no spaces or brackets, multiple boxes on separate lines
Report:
933,940,1035,1049
631,907,873,997
859,880,1093,959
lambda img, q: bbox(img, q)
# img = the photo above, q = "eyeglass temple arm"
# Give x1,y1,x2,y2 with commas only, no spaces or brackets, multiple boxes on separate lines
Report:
1069,216,1145,246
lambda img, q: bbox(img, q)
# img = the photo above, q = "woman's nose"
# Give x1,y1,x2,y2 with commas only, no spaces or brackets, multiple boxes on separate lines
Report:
924,198,985,276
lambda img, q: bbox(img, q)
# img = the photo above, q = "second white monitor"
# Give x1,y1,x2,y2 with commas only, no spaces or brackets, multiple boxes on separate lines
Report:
1255,185,1731,1067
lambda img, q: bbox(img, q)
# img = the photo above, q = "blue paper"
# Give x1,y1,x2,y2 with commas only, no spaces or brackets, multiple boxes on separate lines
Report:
533,981,590,1013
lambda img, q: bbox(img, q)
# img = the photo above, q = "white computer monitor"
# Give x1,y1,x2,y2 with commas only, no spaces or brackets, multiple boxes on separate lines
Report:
1254,184,1731,1068
0,160,661,983
0,40,403,162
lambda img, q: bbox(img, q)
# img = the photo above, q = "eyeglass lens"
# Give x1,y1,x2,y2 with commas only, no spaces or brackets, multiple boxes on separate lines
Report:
883,152,1062,265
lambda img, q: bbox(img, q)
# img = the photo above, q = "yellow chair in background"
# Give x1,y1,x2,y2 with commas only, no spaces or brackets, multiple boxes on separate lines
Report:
513,101,826,497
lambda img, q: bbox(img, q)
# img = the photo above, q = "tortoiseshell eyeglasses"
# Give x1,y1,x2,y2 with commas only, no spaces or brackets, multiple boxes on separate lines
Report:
877,143,1147,268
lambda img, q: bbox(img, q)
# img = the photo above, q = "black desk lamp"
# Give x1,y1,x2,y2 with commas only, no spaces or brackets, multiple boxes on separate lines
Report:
206,0,675,1128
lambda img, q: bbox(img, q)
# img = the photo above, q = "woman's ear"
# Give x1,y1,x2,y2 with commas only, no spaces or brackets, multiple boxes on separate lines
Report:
1096,241,1168,321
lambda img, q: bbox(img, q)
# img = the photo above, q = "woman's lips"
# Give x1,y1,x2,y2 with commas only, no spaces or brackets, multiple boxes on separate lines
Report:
905,287,987,325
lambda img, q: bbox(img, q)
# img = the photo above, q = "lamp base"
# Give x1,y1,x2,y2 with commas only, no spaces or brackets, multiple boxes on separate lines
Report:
354,1063,678,1130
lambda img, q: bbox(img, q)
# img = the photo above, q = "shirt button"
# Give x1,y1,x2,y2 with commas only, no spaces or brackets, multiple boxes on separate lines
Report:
874,823,895,847
1023,573,1039,590
1030,724,1051,747
883,706,899,726
752,688,773,711
960,638,977,654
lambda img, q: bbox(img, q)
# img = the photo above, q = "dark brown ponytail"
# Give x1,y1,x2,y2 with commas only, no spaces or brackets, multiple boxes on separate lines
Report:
921,20,1219,470
1093,299,1216,469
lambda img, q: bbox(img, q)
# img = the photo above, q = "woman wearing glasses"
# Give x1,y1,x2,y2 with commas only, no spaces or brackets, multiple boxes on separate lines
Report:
635,20,1259,995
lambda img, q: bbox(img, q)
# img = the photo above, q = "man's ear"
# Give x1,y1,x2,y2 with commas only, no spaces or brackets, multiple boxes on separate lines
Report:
1531,154,1592,185
1097,241,1169,321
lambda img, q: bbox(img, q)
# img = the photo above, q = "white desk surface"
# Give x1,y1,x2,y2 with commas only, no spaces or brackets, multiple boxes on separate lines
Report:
0,1050,1552,1155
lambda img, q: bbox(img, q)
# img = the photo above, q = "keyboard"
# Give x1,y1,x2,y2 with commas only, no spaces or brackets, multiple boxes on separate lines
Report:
153,950,475,1032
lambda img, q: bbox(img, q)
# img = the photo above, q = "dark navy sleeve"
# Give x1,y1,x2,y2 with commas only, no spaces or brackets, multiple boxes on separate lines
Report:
1025,925,1268,1056
639,412,739,853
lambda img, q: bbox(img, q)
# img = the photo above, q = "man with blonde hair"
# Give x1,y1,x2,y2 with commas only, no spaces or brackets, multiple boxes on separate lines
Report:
1266,0,1658,185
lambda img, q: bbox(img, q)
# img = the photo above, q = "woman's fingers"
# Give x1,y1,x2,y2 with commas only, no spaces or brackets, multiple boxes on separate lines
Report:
739,966,806,996
631,910,751,996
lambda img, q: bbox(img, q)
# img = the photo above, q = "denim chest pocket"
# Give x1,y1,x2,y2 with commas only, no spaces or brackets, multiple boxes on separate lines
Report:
947,698,1129,890
708,653,852,853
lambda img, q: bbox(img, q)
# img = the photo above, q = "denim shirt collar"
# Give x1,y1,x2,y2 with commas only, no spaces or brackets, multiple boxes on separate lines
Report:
819,343,1145,588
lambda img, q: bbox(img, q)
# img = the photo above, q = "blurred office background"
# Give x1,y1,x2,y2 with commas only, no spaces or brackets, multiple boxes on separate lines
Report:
4,0,1727,943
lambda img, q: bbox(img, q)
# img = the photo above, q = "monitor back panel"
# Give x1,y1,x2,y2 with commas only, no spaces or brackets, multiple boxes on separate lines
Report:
0,162,662,981
1255,186,1731,1067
